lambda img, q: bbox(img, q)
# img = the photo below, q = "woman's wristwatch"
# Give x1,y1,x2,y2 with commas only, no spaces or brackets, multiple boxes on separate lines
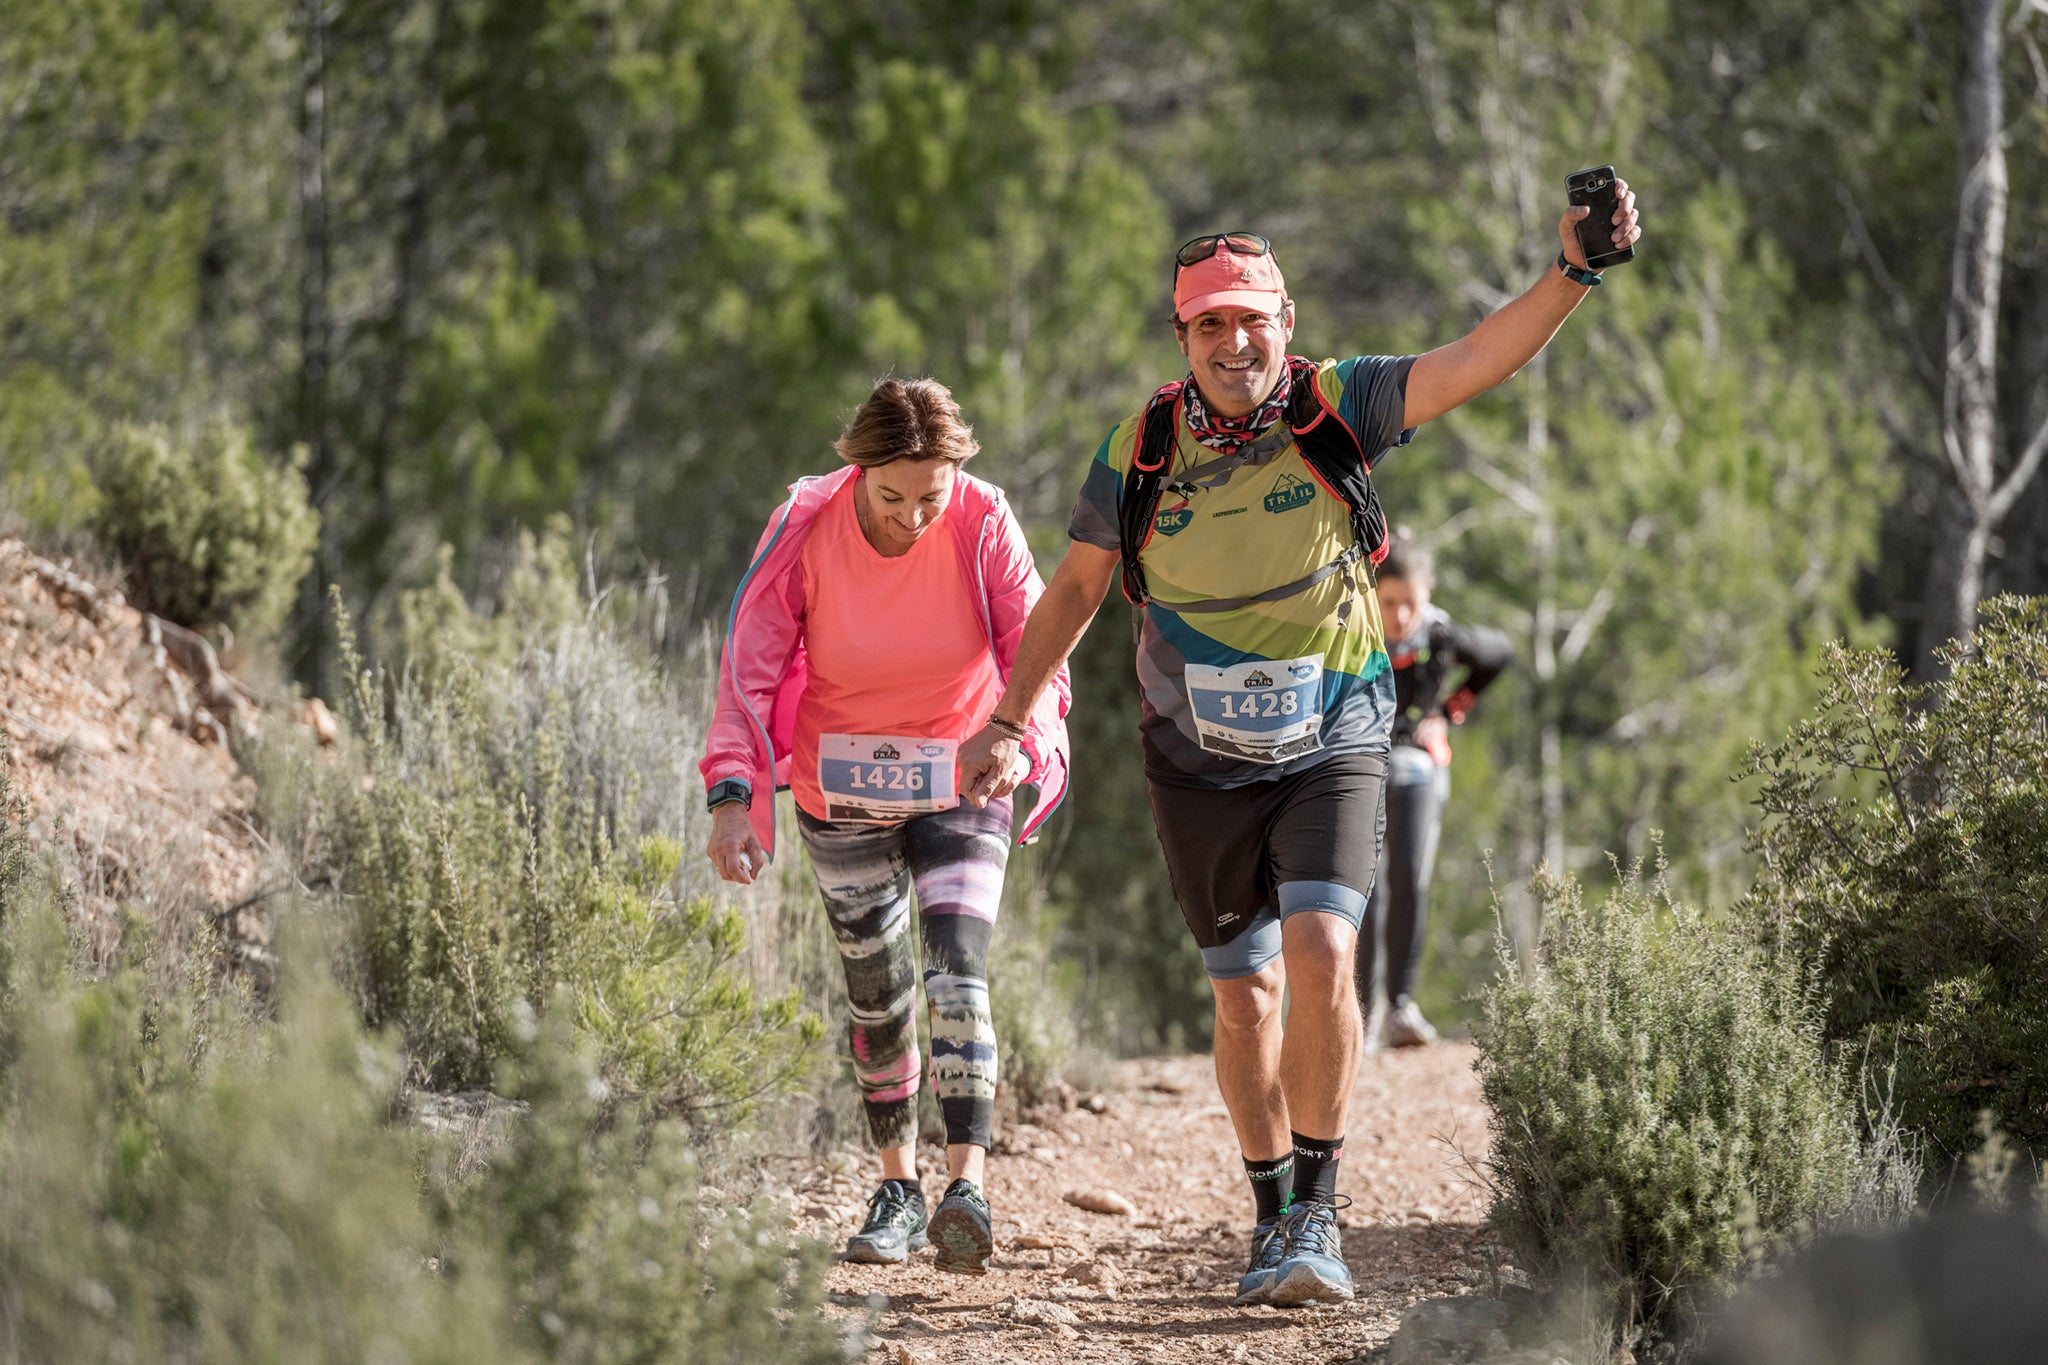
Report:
706,779,752,812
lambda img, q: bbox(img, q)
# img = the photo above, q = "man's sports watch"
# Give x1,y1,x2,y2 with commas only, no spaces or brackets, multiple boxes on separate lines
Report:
706,779,752,812
1556,251,1603,288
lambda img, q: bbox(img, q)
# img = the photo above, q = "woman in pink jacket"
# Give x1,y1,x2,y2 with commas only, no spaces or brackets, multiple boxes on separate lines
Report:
702,377,1070,1274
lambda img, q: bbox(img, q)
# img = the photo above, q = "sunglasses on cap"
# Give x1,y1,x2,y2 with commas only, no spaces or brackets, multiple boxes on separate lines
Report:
1173,231,1273,269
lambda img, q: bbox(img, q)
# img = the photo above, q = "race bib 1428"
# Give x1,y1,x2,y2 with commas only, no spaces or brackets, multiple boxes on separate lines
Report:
1183,654,1325,764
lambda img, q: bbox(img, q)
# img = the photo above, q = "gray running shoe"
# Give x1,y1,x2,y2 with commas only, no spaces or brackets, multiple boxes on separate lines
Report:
843,1179,928,1264
1235,1220,1289,1304
927,1178,994,1275
1383,996,1439,1048
1266,1199,1355,1306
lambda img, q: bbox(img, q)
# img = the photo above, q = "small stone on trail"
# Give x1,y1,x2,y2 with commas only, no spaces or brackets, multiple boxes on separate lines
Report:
992,1296,1081,1327
1082,1093,1110,1113
1064,1258,1122,1290
1063,1188,1137,1218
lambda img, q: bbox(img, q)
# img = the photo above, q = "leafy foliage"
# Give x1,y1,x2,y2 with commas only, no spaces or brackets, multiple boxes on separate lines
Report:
1743,595,2048,1168
88,417,319,638
311,600,822,1111
1475,864,1900,1349
0,900,846,1364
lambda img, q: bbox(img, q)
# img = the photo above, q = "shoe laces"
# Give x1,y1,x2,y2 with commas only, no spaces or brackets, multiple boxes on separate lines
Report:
864,1180,923,1231
1247,1221,1289,1272
1280,1195,1350,1258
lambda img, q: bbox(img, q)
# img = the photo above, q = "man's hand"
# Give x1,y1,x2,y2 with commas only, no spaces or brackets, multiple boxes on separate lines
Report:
706,802,767,885
958,726,1026,807
1405,175,1645,428
1559,176,1641,269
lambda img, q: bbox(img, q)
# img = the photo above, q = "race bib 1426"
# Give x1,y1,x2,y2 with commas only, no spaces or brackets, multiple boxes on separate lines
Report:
817,734,959,822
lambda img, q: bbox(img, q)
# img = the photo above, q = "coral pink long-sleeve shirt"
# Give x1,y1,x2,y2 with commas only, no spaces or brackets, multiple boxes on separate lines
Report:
788,478,1002,820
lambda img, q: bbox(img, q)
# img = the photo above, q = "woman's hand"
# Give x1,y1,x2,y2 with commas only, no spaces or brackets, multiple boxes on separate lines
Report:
706,802,767,885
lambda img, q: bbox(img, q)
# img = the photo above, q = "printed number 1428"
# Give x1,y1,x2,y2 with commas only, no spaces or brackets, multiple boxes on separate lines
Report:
1216,692,1300,720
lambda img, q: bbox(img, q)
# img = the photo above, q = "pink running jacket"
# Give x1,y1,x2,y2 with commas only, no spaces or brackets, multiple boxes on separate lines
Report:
700,465,1073,862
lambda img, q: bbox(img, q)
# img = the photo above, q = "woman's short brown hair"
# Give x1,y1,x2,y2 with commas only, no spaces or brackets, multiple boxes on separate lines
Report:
834,378,980,469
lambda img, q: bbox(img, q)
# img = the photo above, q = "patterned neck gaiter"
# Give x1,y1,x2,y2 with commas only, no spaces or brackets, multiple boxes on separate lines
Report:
1183,362,1294,454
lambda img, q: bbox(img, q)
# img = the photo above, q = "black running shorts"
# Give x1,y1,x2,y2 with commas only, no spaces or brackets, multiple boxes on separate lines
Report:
1146,751,1389,979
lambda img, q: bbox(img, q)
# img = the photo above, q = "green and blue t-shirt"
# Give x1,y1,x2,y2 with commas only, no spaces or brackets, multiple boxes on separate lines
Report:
1067,355,1416,789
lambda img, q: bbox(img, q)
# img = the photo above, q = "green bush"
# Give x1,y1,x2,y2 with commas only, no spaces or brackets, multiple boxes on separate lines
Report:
394,520,586,688
1475,865,1899,1350
0,902,847,1364
88,416,319,639
314,603,822,1113
1743,595,2048,1170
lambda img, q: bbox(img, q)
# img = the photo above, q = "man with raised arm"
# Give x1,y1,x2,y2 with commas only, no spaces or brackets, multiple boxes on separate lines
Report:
959,184,1640,1306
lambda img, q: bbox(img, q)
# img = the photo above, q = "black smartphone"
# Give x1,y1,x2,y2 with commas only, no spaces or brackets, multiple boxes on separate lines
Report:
1566,165,1634,269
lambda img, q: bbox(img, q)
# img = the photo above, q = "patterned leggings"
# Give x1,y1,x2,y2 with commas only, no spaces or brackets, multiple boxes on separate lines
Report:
796,797,1011,1151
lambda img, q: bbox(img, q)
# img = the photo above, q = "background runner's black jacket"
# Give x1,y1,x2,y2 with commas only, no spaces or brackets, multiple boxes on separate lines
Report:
1388,607,1514,753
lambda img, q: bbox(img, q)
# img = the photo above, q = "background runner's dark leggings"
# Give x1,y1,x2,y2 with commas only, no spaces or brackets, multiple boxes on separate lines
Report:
797,798,1011,1152
1355,747,1447,1007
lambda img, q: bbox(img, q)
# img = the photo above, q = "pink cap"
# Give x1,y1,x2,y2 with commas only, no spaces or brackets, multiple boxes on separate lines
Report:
1174,243,1288,322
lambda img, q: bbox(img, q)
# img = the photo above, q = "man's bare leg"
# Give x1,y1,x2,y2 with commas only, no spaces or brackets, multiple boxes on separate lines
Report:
1277,910,1361,1145
1209,963,1291,1160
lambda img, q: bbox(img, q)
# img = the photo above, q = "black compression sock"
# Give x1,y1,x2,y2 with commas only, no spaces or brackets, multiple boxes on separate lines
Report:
1243,1152,1294,1224
1289,1131,1344,1206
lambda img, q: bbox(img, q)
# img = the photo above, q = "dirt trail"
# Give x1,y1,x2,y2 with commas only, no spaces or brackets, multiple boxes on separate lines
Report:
786,1043,1503,1364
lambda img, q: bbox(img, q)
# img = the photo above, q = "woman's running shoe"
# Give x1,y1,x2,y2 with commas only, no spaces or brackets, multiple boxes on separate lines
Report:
1235,1219,1289,1304
927,1178,995,1274
842,1179,929,1264
1266,1199,1354,1306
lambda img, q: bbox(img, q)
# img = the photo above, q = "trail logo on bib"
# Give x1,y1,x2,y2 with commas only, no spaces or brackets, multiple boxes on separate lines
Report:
1264,471,1315,514
1155,506,1194,537
819,734,959,822
1184,653,1325,763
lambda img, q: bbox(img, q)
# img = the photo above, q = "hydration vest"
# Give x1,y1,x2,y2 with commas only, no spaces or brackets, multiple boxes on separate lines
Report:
1116,356,1390,610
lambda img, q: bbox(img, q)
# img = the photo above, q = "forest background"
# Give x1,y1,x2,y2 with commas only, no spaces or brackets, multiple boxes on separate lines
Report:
5,0,2045,1053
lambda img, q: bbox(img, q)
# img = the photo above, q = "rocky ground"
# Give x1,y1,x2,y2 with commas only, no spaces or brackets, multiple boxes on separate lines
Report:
777,1044,1514,1364
0,539,267,966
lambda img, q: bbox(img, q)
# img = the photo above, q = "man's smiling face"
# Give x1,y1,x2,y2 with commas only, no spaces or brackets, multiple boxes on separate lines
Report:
1176,303,1295,419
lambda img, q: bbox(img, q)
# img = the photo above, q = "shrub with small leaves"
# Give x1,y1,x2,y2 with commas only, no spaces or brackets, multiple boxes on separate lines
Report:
1743,595,2048,1170
88,416,318,639
317,600,821,1118
0,899,847,1364
1476,864,1893,1350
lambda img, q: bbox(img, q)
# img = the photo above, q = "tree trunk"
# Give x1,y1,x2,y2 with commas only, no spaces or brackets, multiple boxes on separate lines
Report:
1521,345,1557,968
1921,0,2048,674
294,0,336,695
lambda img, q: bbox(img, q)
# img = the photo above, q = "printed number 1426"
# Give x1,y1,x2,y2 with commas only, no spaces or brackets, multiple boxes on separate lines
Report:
847,765,925,791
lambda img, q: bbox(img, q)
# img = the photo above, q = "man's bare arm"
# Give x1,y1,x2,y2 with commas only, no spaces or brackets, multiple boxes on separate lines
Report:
961,541,1120,803
1403,183,1640,428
